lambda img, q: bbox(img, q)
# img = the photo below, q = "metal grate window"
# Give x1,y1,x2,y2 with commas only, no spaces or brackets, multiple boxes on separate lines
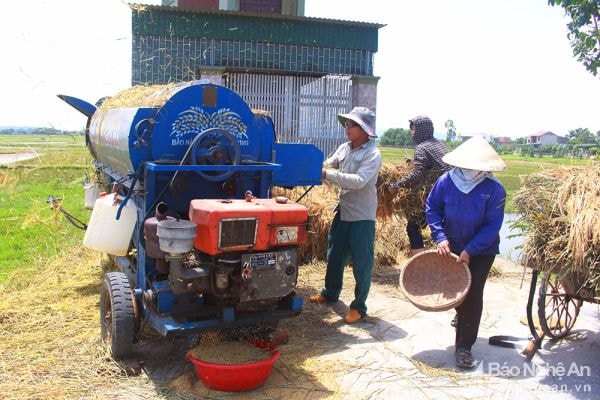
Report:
219,218,258,248
227,73,351,158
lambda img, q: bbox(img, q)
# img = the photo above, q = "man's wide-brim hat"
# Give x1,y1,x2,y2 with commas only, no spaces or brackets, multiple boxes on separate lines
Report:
337,107,377,138
442,136,507,172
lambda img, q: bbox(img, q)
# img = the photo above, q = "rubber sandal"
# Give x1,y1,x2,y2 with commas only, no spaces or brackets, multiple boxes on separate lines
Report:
451,314,458,327
309,294,328,303
455,349,475,369
343,309,364,324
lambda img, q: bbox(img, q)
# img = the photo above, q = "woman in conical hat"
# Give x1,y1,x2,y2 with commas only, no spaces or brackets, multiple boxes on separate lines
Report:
425,135,507,369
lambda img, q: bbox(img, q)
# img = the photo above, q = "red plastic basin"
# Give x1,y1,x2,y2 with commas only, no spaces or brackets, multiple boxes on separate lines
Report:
187,339,280,392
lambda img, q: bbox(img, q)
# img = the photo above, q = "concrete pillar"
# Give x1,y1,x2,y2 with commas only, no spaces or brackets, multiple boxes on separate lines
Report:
198,66,226,85
351,75,379,113
296,0,305,16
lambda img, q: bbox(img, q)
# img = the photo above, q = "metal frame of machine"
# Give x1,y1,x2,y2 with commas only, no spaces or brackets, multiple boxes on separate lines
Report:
60,81,323,358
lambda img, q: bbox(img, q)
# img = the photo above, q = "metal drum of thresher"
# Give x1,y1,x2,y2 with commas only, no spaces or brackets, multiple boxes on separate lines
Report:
86,82,276,180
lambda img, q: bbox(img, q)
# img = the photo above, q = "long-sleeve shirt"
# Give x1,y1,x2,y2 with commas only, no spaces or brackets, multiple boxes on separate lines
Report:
397,139,449,188
323,139,382,221
426,171,506,256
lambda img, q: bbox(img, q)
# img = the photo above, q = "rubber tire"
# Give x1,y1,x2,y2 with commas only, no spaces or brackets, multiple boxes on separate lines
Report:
100,272,136,359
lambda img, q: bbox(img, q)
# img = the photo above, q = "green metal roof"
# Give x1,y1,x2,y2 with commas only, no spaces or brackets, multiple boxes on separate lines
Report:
130,4,383,52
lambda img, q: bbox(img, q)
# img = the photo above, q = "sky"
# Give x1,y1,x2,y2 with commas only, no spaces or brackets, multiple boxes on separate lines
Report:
1,0,599,139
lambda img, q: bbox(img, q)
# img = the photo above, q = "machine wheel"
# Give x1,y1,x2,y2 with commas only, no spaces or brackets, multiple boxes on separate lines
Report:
100,272,137,359
537,273,582,340
191,128,241,182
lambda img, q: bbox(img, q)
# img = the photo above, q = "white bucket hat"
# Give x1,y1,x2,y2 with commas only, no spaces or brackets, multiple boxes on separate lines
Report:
442,136,506,172
337,107,377,137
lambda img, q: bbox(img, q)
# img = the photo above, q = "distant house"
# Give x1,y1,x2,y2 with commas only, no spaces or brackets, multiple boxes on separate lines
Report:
457,133,492,142
494,136,513,146
526,131,568,145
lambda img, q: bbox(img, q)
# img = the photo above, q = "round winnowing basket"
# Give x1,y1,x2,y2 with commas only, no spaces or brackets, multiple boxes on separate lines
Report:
400,250,472,312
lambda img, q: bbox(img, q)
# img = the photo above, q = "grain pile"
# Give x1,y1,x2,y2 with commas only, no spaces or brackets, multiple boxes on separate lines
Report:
514,165,600,296
188,341,272,364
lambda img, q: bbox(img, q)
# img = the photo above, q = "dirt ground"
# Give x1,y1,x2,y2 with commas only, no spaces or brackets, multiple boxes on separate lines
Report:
108,257,600,399
1,253,598,400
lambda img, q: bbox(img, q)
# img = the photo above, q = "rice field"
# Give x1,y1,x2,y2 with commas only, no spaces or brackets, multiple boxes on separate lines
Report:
0,134,90,282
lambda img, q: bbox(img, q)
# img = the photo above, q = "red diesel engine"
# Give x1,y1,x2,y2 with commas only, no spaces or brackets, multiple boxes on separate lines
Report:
145,195,308,310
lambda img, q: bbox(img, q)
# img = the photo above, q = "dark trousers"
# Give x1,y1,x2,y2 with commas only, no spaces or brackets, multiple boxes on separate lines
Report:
455,254,496,351
321,213,376,317
406,212,426,250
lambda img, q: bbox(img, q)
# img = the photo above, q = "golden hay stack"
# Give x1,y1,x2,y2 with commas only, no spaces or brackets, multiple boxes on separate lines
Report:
376,163,443,219
514,164,600,295
98,82,273,117
275,161,440,265
98,83,183,109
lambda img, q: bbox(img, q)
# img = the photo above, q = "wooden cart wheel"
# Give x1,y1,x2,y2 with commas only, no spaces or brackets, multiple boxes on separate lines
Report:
537,273,582,340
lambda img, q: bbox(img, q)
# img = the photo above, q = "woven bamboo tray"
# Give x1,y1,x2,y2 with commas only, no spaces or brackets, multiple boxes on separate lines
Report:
400,250,472,312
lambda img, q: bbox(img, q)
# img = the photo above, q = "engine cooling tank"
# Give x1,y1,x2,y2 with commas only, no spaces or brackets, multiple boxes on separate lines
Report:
189,198,308,255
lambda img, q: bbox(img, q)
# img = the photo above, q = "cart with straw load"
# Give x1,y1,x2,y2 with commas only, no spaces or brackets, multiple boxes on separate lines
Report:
513,165,600,359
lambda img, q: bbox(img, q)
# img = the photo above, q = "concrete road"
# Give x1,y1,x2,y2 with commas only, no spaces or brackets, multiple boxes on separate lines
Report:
315,257,600,399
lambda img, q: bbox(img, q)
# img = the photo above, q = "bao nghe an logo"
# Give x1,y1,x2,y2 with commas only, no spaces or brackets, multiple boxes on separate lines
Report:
170,107,248,145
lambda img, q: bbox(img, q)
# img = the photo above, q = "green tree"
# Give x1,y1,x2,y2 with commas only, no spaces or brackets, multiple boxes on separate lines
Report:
379,128,412,146
568,127,597,143
549,0,600,76
444,119,457,142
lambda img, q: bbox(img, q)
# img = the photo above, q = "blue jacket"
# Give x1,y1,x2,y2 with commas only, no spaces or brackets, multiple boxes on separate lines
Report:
426,171,506,256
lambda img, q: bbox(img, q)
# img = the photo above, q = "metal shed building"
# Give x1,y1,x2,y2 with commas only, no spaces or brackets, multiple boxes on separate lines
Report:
130,3,383,156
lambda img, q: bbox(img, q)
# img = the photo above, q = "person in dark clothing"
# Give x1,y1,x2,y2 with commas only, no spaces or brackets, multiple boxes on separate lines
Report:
389,116,450,255
426,136,507,369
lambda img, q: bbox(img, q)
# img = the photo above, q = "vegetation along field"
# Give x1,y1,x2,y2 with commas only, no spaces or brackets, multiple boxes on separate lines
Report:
0,134,90,282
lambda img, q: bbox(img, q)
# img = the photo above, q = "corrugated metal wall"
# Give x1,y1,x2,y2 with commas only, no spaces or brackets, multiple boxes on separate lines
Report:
226,73,351,157
132,36,375,84
132,7,381,52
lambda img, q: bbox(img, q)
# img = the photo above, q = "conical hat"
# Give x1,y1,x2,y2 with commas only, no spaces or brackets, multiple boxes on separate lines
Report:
442,136,506,172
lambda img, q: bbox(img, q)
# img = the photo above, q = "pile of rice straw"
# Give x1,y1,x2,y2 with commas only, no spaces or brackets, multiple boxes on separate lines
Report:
98,83,187,109
98,83,274,116
276,162,440,265
514,165,600,296
376,163,443,219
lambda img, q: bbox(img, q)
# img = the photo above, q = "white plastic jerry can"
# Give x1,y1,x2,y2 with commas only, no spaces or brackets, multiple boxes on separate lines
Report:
83,193,137,256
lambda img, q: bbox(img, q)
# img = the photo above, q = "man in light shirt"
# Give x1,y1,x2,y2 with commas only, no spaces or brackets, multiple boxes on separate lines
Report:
309,107,382,324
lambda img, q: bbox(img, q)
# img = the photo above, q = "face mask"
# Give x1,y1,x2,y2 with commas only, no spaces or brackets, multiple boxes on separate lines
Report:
459,168,484,181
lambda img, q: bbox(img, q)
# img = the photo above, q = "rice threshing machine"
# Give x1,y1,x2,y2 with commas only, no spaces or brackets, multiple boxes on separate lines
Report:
59,82,323,358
